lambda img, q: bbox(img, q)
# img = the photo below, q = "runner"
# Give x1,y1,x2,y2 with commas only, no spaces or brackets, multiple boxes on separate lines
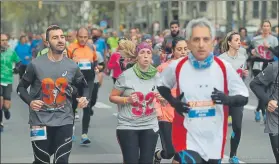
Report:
35,33,49,58
250,49,279,163
250,20,278,122
162,20,185,54
109,41,166,164
67,27,98,145
219,32,249,164
107,30,119,53
107,38,127,83
15,35,32,79
16,25,89,164
157,18,249,163
0,33,21,132
154,36,188,164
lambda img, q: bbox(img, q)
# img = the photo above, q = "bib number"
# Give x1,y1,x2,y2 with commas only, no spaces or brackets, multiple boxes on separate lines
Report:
30,126,47,141
188,108,216,118
78,61,91,70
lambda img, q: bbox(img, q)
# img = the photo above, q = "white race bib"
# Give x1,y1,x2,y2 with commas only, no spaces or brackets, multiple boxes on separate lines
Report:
0,83,8,87
78,61,91,70
30,126,47,141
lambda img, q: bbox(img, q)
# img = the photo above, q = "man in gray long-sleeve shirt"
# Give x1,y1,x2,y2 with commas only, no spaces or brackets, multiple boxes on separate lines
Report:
17,25,89,164
250,59,279,163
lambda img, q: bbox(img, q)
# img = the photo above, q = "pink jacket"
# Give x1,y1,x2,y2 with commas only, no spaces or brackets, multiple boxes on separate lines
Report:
107,52,122,78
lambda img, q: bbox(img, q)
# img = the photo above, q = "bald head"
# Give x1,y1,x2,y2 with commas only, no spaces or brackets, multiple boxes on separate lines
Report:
77,27,89,37
67,30,76,43
1,34,9,49
77,27,89,46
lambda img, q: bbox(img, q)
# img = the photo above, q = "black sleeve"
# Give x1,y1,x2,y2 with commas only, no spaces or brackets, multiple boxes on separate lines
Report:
268,45,279,57
157,86,176,105
227,95,249,107
16,63,36,106
73,67,90,99
249,63,276,105
250,79,270,106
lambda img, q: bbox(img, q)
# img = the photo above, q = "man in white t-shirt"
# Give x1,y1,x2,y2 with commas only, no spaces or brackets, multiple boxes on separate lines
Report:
157,18,249,163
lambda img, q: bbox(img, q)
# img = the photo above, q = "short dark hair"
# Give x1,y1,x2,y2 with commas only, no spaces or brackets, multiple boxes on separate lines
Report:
238,27,247,35
46,25,62,41
170,20,180,27
19,35,26,41
172,36,186,50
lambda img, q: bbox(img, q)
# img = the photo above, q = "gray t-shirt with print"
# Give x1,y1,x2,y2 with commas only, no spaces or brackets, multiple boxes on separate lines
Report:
23,55,85,127
219,47,248,78
252,35,278,70
257,62,278,133
114,68,159,131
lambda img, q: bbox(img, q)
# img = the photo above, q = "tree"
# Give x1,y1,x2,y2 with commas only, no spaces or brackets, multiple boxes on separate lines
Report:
226,1,233,33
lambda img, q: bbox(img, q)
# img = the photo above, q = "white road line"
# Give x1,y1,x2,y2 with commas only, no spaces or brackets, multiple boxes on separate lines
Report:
244,104,256,111
94,102,112,109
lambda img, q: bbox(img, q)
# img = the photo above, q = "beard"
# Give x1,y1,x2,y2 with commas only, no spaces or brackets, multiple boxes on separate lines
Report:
171,30,179,37
49,42,65,54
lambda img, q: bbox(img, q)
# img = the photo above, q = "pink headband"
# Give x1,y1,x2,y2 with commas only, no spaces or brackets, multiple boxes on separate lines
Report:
136,42,153,54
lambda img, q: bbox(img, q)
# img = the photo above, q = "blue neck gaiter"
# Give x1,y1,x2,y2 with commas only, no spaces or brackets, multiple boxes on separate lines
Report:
188,52,214,69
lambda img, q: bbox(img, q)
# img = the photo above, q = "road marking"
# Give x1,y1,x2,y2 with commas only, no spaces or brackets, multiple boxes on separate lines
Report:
244,104,256,111
94,102,112,109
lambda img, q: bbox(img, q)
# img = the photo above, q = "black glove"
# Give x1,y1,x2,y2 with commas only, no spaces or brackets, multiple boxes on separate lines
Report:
13,62,21,74
13,67,19,74
170,92,190,116
211,88,229,105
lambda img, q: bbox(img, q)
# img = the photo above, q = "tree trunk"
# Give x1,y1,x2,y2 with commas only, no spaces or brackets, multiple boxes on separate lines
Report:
226,1,233,33
242,1,247,27
261,1,267,23
236,0,241,28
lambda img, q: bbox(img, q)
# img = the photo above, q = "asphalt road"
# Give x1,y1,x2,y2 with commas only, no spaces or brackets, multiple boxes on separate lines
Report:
0,75,276,163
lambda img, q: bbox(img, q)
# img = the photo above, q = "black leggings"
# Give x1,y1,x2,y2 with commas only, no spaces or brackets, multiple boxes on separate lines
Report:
19,65,27,79
72,80,95,134
229,106,243,158
158,121,175,159
116,129,158,164
253,69,266,116
112,77,117,84
32,124,73,164
269,133,279,164
173,150,221,164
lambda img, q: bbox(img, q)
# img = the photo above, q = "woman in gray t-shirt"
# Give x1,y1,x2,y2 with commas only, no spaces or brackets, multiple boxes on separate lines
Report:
109,41,165,163
219,31,249,163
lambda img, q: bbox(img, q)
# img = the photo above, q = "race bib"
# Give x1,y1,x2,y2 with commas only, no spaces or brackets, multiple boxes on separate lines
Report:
78,61,91,70
188,108,216,118
0,83,8,87
187,100,216,118
30,126,47,141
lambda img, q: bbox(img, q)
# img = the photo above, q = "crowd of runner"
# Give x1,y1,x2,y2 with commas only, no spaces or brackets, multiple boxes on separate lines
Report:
0,17,278,164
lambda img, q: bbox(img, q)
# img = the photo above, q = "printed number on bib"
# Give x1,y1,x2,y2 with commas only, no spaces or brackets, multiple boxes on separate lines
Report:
78,61,91,70
258,45,272,59
131,92,155,116
30,126,47,141
41,77,68,106
188,100,216,118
